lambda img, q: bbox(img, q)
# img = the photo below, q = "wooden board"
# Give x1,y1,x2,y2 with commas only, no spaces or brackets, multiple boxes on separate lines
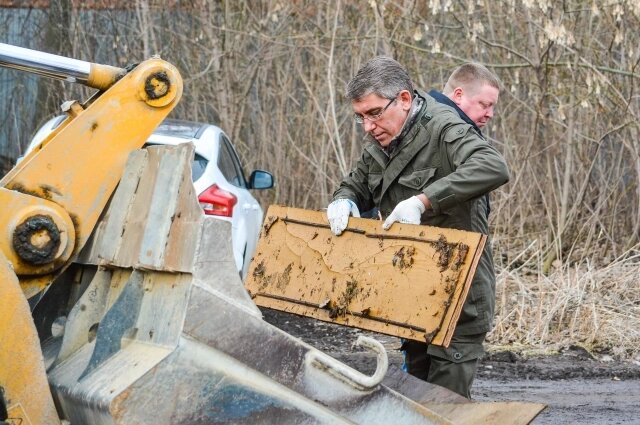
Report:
245,205,486,347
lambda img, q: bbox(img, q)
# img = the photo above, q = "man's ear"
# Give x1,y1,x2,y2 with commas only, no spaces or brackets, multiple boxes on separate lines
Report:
399,90,413,110
452,87,464,105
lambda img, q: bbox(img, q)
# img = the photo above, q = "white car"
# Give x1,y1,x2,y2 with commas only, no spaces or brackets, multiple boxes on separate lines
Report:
23,117,274,279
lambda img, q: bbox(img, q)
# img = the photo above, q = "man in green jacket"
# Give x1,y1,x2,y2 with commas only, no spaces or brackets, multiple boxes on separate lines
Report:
429,62,501,219
326,56,509,398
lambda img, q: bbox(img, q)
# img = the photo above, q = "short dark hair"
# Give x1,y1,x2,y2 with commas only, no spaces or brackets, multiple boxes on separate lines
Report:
443,62,501,95
346,56,414,101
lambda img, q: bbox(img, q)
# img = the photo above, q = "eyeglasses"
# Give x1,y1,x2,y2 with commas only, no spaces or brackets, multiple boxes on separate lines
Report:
354,97,397,124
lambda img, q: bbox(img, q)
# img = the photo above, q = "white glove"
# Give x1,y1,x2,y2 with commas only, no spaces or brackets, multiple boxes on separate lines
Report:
327,199,360,235
382,196,426,230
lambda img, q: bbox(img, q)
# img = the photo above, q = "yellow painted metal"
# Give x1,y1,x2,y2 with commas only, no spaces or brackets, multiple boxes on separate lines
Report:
0,57,182,298
0,250,61,425
245,205,486,347
1,116,71,185
0,188,76,280
87,63,124,91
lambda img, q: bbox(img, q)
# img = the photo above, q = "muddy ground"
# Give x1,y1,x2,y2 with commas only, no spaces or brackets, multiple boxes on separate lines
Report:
262,309,640,424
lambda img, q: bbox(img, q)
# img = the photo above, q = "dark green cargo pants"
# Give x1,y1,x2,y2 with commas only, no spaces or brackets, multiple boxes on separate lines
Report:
401,332,486,399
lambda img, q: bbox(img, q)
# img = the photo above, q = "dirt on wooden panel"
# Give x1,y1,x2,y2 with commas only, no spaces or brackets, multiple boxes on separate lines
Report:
328,279,358,319
392,247,415,269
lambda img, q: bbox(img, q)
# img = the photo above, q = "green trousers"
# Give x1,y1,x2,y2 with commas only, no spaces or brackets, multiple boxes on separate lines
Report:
401,332,486,399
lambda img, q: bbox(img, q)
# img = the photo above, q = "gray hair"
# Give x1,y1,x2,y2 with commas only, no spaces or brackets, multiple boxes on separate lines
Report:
443,62,501,95
345,56,414,101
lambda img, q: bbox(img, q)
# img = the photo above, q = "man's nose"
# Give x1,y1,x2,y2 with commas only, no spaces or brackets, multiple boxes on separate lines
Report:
363,119,376,132
486,107,494,119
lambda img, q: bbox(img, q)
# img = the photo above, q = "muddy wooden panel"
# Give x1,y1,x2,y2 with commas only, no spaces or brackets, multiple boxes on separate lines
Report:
245,205,486,347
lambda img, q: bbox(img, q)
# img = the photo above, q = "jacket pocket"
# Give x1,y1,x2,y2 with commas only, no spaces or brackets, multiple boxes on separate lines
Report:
398,168,437,190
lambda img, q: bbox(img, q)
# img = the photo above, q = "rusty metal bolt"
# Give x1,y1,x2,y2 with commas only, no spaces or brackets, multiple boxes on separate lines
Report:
144,71,171,100
12,214,61,265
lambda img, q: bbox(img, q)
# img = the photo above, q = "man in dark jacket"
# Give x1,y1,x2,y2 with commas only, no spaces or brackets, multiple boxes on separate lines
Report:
326,57,509,398
429,62,501,219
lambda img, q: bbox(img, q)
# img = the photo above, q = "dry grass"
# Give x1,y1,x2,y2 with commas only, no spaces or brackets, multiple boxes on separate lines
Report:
488,242,640,358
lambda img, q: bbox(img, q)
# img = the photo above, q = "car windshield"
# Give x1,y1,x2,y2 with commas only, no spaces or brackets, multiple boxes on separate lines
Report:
154,120,205,139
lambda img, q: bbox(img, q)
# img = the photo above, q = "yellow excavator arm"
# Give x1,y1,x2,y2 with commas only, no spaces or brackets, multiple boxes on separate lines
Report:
0,42,182,424
0,43,182,298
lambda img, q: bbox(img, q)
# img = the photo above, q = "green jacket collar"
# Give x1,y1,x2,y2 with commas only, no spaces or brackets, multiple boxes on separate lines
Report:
366,91,434,201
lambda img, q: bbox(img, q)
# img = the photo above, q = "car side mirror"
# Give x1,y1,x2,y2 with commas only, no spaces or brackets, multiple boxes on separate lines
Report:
249,170,274,190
